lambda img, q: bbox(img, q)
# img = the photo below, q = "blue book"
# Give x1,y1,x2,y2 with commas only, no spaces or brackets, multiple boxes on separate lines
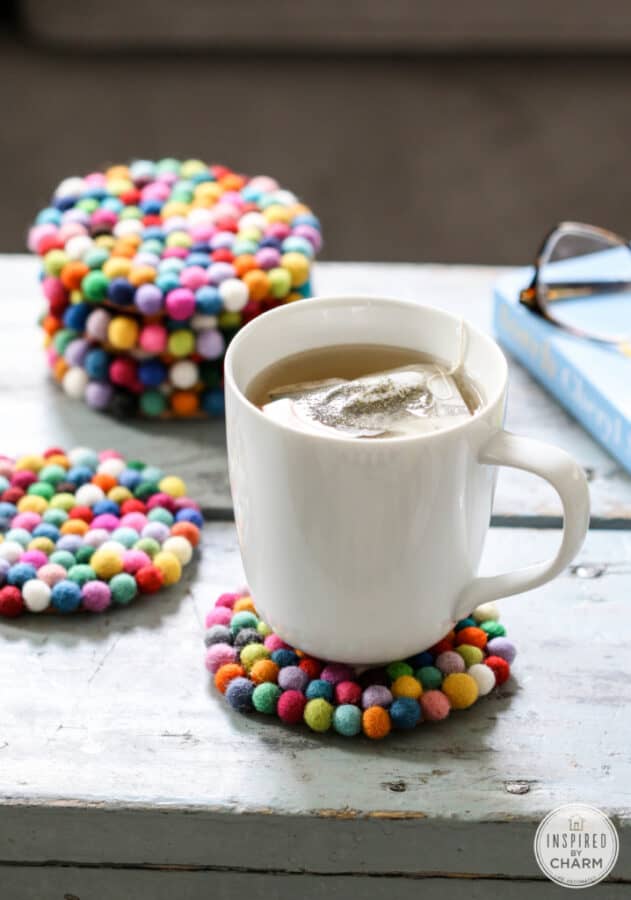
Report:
493,255,631,475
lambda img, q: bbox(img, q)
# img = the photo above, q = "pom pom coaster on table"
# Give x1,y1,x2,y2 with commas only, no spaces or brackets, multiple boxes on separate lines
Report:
0,447,200,617
29,159,322,419
205,593,516,740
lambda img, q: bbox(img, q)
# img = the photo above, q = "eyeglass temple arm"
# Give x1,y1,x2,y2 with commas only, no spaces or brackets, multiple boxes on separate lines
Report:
519,280,631,304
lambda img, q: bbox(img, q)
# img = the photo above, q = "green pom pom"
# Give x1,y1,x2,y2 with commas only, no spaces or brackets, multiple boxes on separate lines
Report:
230,611,259,635
416,665,443,690
43,508,68,526
481,620,506,638
252,682,281,714
75,545,95,564
82,270,109,301
304,698,333,733
28,482,55,500
239,643,270,672
134,480,161,500
39,464,67,485
49,492,76,511
456,645,484,667
49,550,75,570
140,391,168,417
147,507,174,526
333,704,362,736
386,661,413,681
110,573,138,605
256,620,272,637
67,564,96,586
134,537,161,558
126,460,145,471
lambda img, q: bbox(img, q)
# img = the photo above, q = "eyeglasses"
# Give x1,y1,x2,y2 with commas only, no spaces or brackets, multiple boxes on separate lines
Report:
519,221,631,346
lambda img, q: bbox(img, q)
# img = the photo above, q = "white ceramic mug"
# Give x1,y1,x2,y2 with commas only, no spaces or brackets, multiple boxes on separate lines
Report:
224,296,590,664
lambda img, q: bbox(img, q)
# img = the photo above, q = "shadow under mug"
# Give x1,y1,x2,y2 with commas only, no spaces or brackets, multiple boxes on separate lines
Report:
224,296,590,664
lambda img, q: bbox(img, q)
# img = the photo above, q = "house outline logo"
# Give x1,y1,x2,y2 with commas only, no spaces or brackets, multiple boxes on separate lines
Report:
534,803,619,889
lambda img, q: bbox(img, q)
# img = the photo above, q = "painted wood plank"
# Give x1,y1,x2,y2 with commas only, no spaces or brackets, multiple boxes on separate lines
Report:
2,255,630,521
1,524,629,879
2,866,627,900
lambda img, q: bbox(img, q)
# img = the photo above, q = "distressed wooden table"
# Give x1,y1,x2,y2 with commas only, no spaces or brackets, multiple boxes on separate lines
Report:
1,257,629,899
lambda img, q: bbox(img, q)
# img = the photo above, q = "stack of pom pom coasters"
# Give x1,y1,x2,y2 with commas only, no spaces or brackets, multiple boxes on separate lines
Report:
28,159,322,419
204,590,516,740
0,447,201,616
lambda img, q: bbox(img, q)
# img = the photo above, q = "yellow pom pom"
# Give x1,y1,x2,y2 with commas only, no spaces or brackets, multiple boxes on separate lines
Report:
29,536,54,555
152,550,182,586
162,202,190,219
91,547,124,579
456,644,484,667
281,252,310,287
158,475,186,498
234,596,256,613
194,182,222,204
391,675,422,700
95,235,116,251
161,535,193,565
442,673,479,709
108,486,133,503
103,257,132,279
108,316,139,350
15,454,45,472
263,204,292,225
45,453,69,469
17,495,48,514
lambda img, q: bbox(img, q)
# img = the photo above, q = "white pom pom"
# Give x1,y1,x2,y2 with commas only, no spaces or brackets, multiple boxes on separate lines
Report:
270,189,297,206
83,528,110,548
191,314,218,330
468,663,496,696
98,540,125,557
62,367,89,400
55,176,85,198
187,208,213,226
75,484,105,507
162,535,193,565
472,601,500,623
68,446,96,466
169,360,199,390
22,579,51,612
65,234,93,261
239,211,267,231
219,278,249,312
113,218,143,238
0,541,25,563
97,458,126,478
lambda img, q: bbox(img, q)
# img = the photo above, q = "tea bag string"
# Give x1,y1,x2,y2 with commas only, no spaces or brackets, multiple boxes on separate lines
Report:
428,318,468,399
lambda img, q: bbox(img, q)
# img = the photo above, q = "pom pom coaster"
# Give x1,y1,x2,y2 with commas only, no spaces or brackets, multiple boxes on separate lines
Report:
28,159,322,419
0,447,200,616
204,592,516,740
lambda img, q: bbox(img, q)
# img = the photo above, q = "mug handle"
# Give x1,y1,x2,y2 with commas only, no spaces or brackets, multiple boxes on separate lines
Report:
456,430,590,618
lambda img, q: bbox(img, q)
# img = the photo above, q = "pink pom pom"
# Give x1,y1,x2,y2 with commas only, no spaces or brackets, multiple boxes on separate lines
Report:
120,512,148,531
215,592,239,609
20,549,48,569
12,512,42,530
99,449,124,461
146,492,176,512
320,663,355,685
122,549,151,574
37,563,68,587
205,606,232,627
205,642,237,673
91,513,120,532
264,633,289,652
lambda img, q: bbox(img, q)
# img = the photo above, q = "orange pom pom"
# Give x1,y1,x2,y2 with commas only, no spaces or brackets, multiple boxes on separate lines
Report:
234,254,258,277
242,269,270,301
60,262,89,291
60,518,89,536
171,390,199,417
171,521,200,546
250,659,279,685
362,705,391,740
454,627,488,650
92,473,117,493
214,663,245,693
53,357,69,381
43,315,62,336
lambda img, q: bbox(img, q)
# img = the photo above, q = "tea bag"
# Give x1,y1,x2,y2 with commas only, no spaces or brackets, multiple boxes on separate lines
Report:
262,364,473,438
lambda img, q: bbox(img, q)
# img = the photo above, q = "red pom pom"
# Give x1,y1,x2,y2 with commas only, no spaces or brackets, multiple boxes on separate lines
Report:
69,506,93,523
485,655,510,685
335,680,362,705
0,586,24,617
11,471,37,490
43,446,65,458
136,565,164,594
299,657,322,680
211,249,235,264
120,499,146,515
146,492,176,513
2,487,24,504
277,690,306,724
120,188,141,206
429,637,454,655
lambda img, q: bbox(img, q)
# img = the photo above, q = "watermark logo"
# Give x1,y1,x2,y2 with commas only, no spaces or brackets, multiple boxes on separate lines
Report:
534,803,619,889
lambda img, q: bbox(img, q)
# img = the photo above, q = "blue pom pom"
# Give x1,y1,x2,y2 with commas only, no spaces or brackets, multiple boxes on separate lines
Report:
138,359,167,388
259,236,282,250
63,303,91,332
108,278,135,306
333,704,362,736
66,465,96,486
201,388,225,417
33,523,60,541
84,349,111,382
175,508,203,528
271,649,300,668
195,285,222,315
305,679,334,702
140,200,163,215
92,500,120,516
7,563,37,587
390,697,421,730
406,650,434,669
156,273,180,294
0,502,17,518
455,616,477,632
118,469,142,490
51,579,82,613
186,252,211,268
225,676,255,713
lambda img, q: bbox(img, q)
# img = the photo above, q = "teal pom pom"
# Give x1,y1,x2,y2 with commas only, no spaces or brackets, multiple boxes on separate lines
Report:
252,682,281,714
305,679,334,702
333,704,362,736
481,620,506,638
110,573,138,605
416,665,443,690
67,564,96,586
49,550,75,570
390,697,421,730
230,610,259,635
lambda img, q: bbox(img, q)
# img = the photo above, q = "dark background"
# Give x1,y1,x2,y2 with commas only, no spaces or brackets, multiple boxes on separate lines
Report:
4,1,631,263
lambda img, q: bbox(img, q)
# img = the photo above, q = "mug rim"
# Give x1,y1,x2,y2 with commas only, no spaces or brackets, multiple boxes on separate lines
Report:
224,295,508,445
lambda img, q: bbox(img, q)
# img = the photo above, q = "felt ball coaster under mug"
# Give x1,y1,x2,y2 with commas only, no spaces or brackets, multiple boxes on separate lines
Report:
28,159,322,420
204,590,516,740
0,447,201,616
